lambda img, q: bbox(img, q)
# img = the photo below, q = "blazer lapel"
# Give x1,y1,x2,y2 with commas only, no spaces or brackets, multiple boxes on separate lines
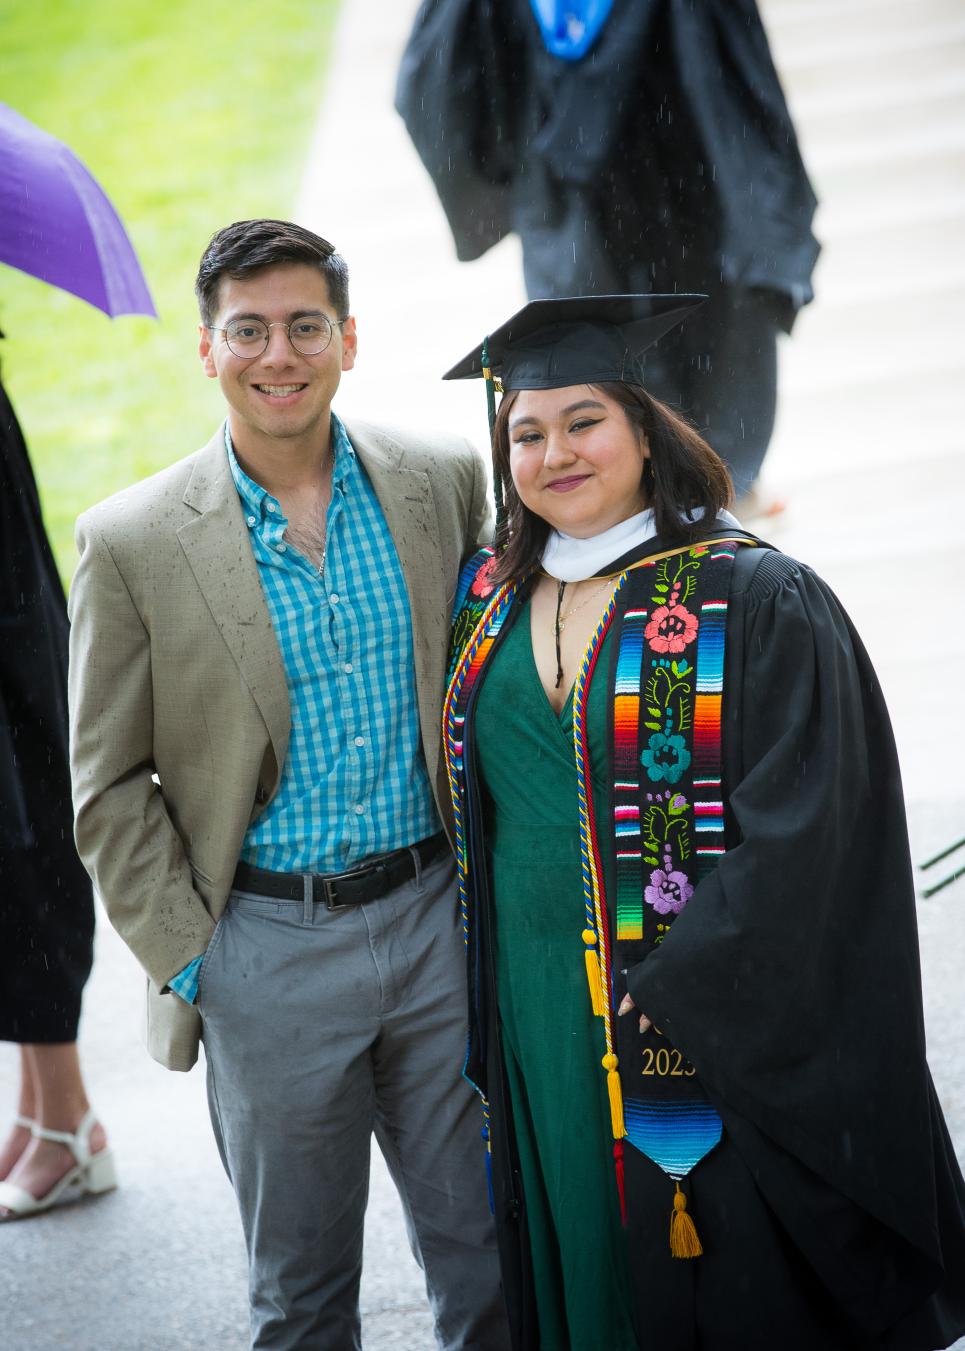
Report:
345,419,448,784
177,431,289,785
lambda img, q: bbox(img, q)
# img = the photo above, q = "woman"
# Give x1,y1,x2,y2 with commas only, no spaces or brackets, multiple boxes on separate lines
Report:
441,295,965,1350
0,367,114,1220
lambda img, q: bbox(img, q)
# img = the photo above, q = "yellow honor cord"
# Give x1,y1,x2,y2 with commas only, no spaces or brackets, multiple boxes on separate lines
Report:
578,940,600,1015
602,1053,625,1139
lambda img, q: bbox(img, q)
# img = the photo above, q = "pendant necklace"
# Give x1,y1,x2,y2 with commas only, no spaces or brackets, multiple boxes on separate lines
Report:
552,577,614,688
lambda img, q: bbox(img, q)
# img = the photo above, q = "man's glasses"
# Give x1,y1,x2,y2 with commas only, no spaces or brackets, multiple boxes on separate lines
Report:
209,315,345,358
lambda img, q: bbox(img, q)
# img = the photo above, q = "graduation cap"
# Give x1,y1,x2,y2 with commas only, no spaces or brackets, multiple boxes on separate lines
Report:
443,293,707,533
442,293,706,392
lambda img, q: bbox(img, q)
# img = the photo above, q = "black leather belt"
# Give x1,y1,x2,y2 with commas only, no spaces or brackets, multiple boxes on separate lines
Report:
232,832,448,911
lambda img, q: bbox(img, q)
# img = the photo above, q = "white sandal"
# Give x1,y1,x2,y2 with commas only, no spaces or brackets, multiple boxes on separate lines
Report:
0,1108,117,1220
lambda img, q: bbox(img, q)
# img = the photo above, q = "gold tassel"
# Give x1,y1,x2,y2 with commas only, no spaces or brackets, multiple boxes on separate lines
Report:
582,931,603,1016
602,1054,625,1138
669,1181,703,1259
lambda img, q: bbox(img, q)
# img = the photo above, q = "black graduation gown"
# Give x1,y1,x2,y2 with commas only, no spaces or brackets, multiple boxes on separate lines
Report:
396,0,819,329
0,374,94,1043
457,536,965,1350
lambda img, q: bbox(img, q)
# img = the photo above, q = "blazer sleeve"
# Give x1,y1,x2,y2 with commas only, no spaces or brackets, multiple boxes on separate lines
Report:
68,515,216,988
466,435,495,551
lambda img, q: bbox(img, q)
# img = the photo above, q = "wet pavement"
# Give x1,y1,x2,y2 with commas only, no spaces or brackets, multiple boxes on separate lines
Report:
3,0,964,1346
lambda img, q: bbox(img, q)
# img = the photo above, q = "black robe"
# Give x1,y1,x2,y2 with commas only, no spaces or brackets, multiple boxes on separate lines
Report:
396,0,819,329
0,374,93,1043
452,535,965,1350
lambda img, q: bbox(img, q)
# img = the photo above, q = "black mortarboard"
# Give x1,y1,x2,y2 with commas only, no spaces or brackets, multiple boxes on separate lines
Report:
442,293,706,391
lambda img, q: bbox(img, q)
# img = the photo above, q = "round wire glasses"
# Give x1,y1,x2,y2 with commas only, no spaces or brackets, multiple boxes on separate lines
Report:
210,315,344,358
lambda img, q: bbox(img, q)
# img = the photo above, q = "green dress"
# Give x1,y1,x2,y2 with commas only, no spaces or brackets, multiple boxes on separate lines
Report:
475,599,639,1351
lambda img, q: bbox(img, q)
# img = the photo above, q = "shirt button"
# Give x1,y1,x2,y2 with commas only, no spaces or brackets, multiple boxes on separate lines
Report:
354,735,365,747
246,515,256,527
266,503,277,513
355,803,364,815
277,542,287,553
330,593,340,604
343,662,353,674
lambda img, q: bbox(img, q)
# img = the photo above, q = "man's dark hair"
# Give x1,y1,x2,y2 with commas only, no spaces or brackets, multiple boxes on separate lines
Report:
489,381,733,585
195,219,350,327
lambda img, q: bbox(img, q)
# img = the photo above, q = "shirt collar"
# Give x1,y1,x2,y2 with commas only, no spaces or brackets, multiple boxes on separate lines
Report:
224,413,355,518
541,507,742,582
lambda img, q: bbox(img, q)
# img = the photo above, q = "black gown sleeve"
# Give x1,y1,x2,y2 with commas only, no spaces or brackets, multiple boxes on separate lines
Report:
625,552,965,1340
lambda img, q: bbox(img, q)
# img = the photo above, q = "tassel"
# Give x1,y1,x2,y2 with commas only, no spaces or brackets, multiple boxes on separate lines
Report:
614,1140,627,1226
669,1181,703,1259
582,930,603,1016
602,1053,625,1138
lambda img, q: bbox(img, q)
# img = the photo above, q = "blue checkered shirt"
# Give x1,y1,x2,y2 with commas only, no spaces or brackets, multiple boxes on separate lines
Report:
168,415,439,1004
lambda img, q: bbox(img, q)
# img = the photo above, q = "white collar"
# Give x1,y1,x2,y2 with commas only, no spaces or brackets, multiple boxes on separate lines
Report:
540,508,741,582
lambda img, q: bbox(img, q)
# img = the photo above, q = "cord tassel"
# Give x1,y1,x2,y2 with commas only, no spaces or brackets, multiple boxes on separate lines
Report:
614,1140,627,1225
669,1181,703,1258
602,1054,625,1138
582,930,603,1015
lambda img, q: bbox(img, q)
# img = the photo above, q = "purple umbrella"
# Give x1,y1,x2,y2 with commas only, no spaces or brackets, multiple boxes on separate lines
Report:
0,102,156,318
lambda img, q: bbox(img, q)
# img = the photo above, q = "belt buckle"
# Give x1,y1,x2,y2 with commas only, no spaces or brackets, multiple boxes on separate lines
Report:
322,861,378,912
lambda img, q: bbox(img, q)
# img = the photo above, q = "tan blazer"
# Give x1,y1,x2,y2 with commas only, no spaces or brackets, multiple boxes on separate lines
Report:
68,419,492,1071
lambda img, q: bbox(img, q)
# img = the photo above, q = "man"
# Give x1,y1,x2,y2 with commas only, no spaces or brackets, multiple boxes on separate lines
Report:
68,219,506,1350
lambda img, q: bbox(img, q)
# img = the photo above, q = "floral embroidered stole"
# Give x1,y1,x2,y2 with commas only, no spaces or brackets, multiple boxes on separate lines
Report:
604,539,744,1184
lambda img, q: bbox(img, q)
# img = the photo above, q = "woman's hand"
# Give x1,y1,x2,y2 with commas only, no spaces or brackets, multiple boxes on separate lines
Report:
617,993,652,1034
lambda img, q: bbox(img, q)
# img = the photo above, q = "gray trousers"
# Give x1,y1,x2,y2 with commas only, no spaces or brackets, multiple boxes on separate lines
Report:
198,851,509,1351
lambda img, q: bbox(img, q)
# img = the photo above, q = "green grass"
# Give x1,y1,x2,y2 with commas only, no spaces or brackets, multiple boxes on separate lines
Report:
0,0,340,582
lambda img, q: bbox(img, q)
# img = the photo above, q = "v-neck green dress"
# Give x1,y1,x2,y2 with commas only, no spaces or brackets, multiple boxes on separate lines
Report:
474,599,638,1351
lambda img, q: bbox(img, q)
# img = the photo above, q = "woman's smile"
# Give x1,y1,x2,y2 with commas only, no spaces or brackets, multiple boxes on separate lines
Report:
546,474,591,493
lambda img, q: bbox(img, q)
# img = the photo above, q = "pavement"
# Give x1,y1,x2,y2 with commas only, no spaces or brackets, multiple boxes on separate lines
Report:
2,0,964,1347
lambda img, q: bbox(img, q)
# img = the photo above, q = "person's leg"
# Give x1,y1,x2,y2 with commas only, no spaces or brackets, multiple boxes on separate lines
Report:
199,889,384,1351
0,1047,34,1179
0,1043,108,1214
371,853,510,1351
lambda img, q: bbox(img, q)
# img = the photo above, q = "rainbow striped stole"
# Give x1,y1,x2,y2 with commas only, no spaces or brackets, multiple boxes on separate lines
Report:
614,541,740,1183
573,539,745,1203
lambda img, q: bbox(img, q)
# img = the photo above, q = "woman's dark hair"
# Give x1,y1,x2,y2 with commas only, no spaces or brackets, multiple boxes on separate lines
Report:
195,219,350,326
489,381,733,584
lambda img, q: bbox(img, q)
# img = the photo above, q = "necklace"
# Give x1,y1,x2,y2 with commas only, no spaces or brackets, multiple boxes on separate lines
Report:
552,577,613,688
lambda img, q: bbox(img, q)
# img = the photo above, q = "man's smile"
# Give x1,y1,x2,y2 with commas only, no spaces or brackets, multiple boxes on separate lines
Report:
253,383,308,398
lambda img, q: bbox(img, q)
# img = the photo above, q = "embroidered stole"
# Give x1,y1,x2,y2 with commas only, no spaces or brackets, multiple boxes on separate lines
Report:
572,540,744,1229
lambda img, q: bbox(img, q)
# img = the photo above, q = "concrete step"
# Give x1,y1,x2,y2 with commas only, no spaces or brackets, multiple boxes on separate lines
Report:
811,215,965,304
783,65,965,122
762,0,959,41
809,145,965,232
778,285,964,394
768,14,965,81
800,87,965,161
768,375,965,478
805,116,965,175
816,185,965,239
780,42,965,116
